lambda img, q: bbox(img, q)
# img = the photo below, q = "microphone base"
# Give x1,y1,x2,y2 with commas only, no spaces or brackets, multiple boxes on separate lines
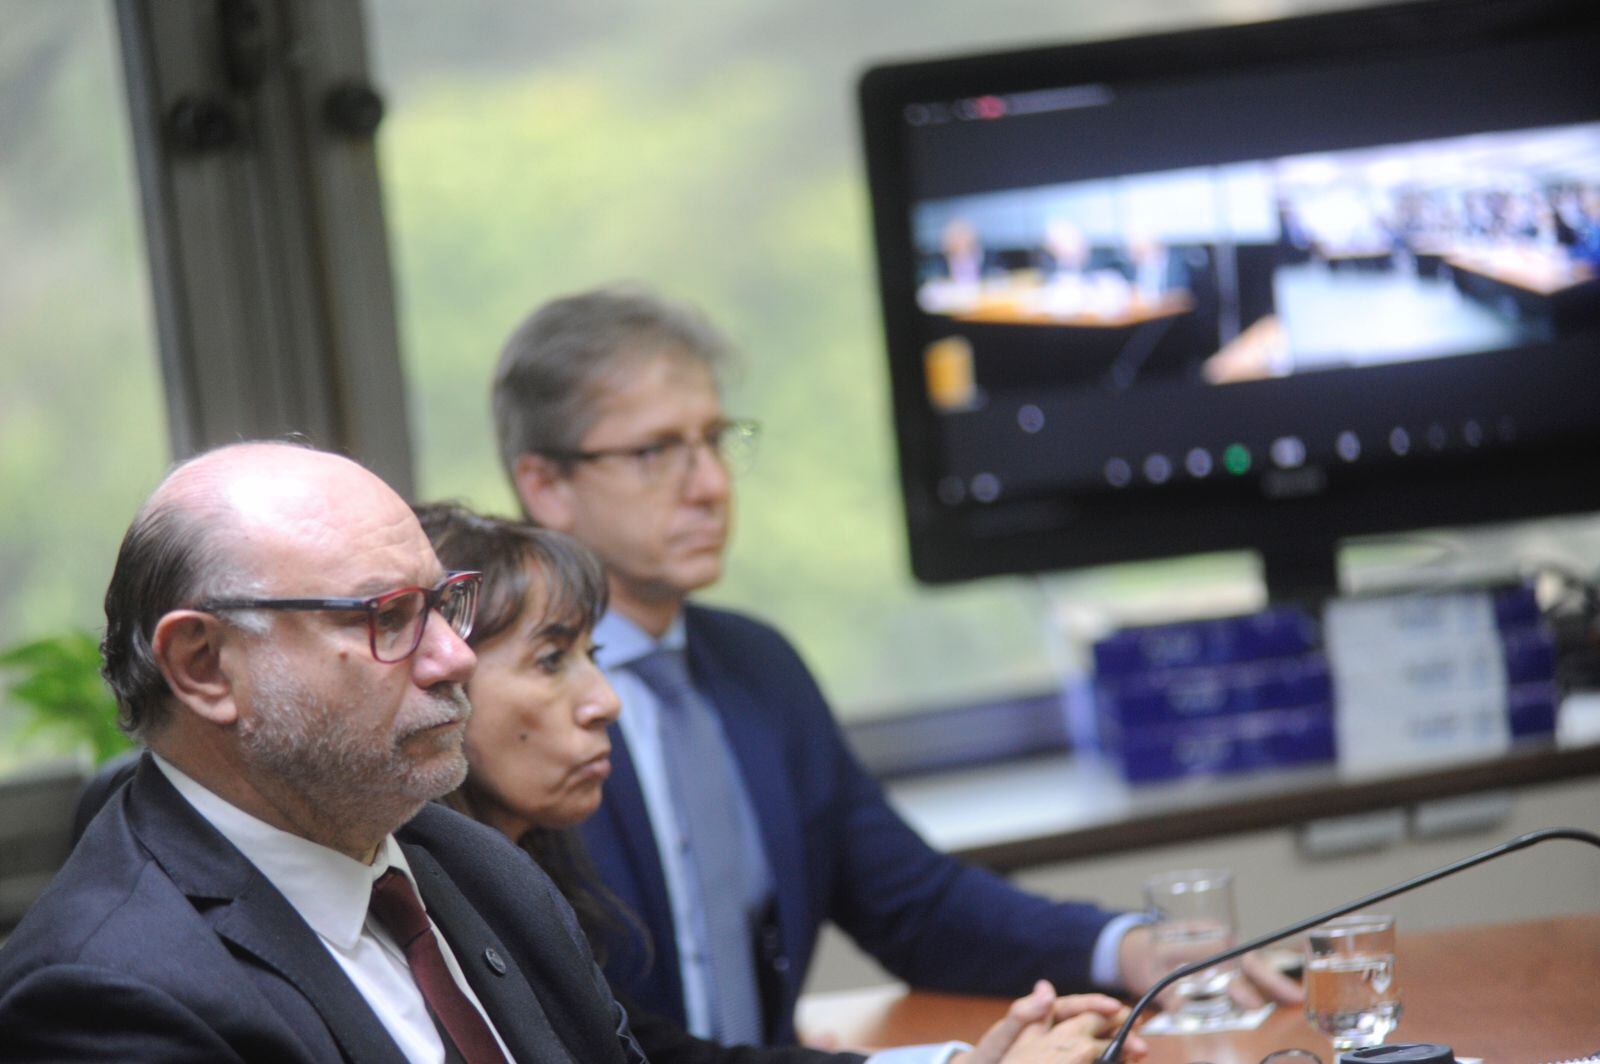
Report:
1138,1002,1275,1036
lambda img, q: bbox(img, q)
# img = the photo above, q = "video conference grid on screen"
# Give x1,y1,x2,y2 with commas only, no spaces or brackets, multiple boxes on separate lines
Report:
881,18,1600,518
914,121,1600,396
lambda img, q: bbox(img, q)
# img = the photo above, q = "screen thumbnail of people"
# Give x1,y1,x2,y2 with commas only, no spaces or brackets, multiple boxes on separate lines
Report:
912,122,1600,401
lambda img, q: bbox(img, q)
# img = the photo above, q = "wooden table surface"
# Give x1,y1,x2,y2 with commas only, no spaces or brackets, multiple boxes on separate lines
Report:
797,914,1600,1062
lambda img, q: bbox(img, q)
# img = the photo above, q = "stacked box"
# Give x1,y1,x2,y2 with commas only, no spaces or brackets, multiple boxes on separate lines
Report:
1495,586,1558,741
1092,608,1334,784
1326,584,1560,775
1090,586,1558,786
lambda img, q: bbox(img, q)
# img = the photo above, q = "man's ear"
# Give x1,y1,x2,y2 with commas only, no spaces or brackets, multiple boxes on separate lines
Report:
151,610,239,726
512,452,577,531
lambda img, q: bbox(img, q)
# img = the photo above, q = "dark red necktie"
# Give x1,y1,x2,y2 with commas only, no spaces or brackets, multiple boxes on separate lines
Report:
368,868,508,1064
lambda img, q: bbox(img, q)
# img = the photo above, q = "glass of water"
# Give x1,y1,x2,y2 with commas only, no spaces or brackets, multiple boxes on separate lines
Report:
1143,868,1241,1027
1304,913,1402,1052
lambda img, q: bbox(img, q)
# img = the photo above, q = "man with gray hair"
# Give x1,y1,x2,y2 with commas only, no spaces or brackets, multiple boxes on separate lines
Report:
0,441,646,1063
492,287,1299,1052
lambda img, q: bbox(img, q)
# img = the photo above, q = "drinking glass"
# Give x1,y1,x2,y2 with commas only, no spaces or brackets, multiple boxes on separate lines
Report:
1143,868,1241,1027
1304,914,1402,1052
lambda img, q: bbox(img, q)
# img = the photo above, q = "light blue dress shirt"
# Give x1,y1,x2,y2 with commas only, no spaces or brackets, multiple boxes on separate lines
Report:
593,609,1139,1061
595,610,775,1043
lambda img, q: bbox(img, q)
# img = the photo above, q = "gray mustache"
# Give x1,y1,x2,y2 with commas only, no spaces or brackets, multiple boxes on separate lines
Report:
412,686,472,731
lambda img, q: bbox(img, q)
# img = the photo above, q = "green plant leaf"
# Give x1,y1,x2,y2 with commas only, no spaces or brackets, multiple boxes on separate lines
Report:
1,629,130,764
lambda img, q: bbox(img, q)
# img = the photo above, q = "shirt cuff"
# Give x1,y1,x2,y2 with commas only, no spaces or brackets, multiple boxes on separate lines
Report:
865,1041,972,1064
1090,911,1152,989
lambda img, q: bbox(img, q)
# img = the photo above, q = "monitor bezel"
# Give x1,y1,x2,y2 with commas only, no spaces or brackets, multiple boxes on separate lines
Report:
859,0,1600,593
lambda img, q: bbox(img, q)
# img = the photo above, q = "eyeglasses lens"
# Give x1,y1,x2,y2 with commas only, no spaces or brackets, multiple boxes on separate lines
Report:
441,577,477,641
373,589,428,663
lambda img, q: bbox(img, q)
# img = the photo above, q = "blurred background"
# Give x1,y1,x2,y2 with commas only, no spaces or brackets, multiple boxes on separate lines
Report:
1,0,1413,772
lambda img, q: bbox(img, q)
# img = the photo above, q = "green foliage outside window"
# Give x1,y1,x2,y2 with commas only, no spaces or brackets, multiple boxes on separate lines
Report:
371,0,1390,718
0,631,130,766
0,4,164,772
0,1,1406,777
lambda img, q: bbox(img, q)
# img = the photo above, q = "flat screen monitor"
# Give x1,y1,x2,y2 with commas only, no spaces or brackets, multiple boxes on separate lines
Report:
859,0,1600,599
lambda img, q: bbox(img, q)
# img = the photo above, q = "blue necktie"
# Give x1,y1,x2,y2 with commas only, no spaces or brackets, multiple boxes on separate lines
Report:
629,648,765,1045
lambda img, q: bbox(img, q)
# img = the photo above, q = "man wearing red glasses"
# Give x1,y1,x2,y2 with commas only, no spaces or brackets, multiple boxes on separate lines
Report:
0,441,647,1063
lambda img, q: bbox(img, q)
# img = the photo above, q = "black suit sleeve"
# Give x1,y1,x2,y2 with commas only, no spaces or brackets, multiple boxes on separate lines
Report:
70,750,140,845
0,965,249,1063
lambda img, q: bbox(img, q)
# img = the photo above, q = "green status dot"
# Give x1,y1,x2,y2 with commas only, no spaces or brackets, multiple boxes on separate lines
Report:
1223,444,1251,475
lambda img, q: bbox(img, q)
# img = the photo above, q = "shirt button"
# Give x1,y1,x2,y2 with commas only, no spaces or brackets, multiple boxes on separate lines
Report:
484,947,507,975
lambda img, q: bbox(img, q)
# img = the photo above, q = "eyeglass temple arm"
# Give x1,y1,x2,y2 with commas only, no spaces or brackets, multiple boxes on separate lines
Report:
1095,827,1600,1063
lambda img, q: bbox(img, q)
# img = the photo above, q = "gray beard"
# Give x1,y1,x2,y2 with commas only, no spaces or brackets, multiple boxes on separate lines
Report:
238,649,471,836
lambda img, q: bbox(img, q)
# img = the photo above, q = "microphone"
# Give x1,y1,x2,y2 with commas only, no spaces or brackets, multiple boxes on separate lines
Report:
1095,827,1600,1062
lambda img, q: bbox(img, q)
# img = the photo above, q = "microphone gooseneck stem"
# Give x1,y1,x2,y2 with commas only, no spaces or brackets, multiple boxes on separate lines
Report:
1095,827,1600,1062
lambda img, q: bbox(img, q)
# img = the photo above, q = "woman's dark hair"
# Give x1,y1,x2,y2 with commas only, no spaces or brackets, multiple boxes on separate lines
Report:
414,501,642,963
437,786,624,959
415,501,608,650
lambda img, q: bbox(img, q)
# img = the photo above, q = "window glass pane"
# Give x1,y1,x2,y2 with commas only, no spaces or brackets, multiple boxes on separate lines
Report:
370,0,1398,721
0,3,165,768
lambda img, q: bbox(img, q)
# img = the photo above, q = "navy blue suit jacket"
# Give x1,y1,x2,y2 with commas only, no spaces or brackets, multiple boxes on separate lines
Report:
0,756,646,1063
578,605,1122,1046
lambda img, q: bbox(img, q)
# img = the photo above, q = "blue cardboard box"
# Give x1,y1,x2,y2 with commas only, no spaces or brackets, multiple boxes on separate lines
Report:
1092,607,1320,677
1096,704,1336,784
1088,586,1553,786
1094,653,1331,728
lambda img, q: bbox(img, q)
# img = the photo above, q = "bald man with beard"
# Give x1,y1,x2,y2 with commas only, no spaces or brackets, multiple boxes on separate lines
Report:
0,442,646,1063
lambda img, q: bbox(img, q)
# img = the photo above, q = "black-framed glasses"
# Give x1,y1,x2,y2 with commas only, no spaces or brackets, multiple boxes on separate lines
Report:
545,418,760,484
198,571,482,663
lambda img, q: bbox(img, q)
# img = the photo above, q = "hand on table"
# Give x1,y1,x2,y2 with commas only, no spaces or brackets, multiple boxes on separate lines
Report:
1116,925,1305,1009
953,981,1148,1064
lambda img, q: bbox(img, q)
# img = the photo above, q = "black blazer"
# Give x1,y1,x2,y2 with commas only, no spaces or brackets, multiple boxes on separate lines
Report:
66,754,864,1064
0,755,646,1063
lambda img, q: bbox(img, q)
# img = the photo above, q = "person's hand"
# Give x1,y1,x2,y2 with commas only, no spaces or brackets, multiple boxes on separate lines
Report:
1042,993,1148,1063
1233,948,1305,1009
1117,925,1305,1009
799,1029,841,1051
952,981,1148,1064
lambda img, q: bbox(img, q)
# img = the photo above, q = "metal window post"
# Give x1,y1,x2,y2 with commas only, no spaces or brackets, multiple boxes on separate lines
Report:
116,0,413,495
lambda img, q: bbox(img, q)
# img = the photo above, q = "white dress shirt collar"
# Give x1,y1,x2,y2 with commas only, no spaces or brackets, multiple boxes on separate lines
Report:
151,753,405,948
150,753,514,1064
593,607,686,669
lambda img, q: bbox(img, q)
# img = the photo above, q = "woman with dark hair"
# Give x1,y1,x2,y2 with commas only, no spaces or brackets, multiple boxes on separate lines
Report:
415,502,1145,1064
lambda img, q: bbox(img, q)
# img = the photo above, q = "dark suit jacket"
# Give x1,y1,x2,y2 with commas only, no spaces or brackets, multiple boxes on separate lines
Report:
0,755,646,1063
65,756,863,1064
579,604,1123,1046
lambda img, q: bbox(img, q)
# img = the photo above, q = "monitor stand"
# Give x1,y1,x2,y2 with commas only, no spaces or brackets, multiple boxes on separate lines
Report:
1259,536,1341,607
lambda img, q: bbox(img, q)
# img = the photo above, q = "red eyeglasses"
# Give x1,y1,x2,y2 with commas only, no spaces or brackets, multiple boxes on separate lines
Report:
198,571,481,663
